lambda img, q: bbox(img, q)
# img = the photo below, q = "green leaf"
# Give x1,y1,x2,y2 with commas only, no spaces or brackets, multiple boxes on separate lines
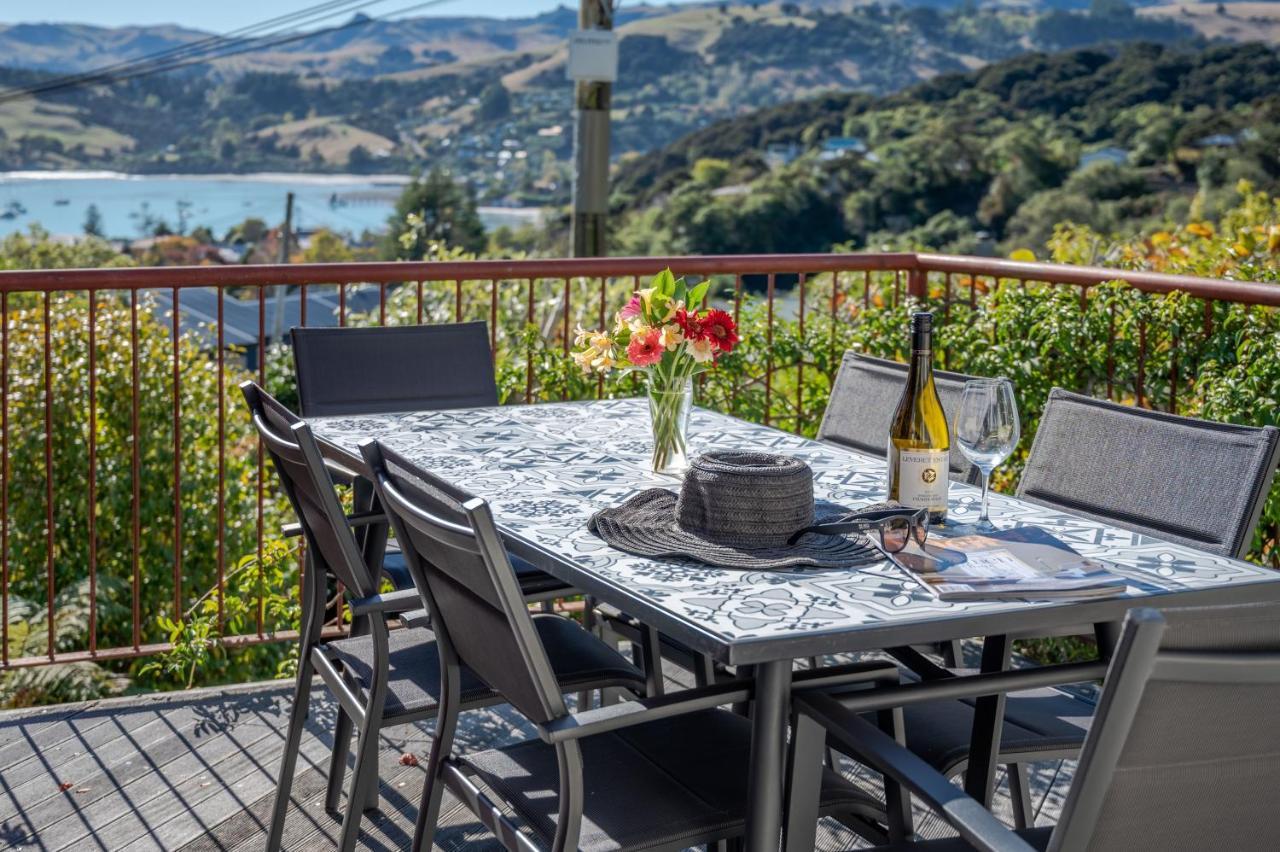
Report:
673,276,687,305
651,267,676,297
687,280,711,308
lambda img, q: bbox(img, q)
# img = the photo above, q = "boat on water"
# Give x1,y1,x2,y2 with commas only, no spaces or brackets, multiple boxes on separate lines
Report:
1,201,25,220
54,198,70,206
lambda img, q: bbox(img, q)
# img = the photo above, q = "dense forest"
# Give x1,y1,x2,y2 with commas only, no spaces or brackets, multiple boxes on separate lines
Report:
609,41,1280,255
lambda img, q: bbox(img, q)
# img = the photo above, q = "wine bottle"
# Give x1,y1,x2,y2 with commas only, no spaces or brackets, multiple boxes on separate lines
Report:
887,312,949,523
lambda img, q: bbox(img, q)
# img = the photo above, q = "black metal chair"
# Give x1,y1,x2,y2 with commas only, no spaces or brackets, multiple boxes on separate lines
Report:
1019,388,1280,560
817,351,1000,484
785,600,1280,851
883,388,1280,827
291,321,500,417
290,321,572,602
243,382,647,852
362,438,892,852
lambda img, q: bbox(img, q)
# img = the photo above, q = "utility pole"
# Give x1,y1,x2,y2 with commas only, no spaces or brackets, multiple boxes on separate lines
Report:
571,0,614,257
272,191,294,343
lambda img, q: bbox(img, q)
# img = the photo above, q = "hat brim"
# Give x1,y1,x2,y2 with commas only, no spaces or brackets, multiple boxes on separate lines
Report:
588,489,878,570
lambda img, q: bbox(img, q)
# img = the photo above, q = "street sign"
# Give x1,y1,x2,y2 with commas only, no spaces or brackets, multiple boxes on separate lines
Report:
566,29,618,82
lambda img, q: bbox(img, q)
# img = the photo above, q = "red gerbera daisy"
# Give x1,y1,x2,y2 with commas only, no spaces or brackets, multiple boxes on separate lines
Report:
700,309,739,352
626,327,664,367
673,309,703,341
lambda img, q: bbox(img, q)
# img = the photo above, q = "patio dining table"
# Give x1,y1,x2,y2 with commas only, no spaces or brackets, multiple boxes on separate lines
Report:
309,397,1280,852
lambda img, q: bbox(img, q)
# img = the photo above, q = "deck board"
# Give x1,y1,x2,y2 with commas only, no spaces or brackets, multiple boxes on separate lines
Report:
0,656,1077,850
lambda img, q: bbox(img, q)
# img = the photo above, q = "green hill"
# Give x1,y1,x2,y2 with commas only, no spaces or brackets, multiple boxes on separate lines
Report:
609,41,1280,256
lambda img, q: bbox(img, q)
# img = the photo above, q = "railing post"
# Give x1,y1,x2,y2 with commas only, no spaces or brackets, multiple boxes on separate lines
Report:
907,269,927,301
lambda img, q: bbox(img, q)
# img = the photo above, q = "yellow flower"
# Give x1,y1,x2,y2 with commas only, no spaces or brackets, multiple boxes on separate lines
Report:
590,332,613,352
571,348,596,374
573,324,593,347
661,299,684,323
1186,222,1214,238
636,287,656,309
1268,225,1280,254
658,323,684,350
592,351,616,372
688,337,716,363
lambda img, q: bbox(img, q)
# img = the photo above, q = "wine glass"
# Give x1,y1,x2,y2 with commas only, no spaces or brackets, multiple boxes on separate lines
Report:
952,378,1020,529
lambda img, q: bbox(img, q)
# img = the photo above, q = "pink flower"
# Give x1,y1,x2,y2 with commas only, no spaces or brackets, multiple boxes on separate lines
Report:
626,327,664,367
619,295,643,321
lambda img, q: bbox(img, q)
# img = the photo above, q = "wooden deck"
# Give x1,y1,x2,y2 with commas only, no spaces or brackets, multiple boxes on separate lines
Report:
0,654,1079,851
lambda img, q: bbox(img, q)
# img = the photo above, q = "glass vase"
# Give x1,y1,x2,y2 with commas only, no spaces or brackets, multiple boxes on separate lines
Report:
646,375,693,475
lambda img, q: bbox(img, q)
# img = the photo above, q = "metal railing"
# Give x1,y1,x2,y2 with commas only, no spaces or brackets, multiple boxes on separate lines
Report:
0,252,1276,674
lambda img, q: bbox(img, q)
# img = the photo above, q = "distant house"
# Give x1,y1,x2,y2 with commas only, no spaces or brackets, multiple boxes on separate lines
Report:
1077,146,1129,170
818,137,868,160
150,285,384,369
1196,133,1239,148
764,142,801,169
710,183,753,198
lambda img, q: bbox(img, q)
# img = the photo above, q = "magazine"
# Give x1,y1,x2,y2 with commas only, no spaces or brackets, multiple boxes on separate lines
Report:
889,526,1129,602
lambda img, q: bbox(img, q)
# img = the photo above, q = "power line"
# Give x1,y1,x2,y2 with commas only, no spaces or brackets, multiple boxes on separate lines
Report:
0,0,457,105
0,1,389,103
2,1,381,101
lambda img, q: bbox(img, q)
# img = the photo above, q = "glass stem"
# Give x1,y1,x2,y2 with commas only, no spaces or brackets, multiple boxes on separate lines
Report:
979,471,991,524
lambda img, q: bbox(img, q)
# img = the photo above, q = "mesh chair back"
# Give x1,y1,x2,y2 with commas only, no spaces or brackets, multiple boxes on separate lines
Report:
1018,389,1280,559
291,322,500,417
363,440,567,724
816,352,996,481
1049,600,1280,852
241,382,376,597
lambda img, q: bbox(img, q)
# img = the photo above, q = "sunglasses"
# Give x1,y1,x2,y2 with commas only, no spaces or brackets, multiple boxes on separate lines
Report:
788,506,930,553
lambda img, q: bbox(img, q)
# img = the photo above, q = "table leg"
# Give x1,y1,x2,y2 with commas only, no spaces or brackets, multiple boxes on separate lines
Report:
963,634,1012,806
746,660,792,852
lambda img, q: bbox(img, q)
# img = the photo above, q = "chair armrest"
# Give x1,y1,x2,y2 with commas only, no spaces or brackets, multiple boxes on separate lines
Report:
796,691,1037,852
398,608,431,629
346,588,423,618
537,678,752,744
281,510,388,539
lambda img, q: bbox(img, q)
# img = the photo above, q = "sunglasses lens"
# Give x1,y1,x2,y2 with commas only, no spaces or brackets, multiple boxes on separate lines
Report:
881,516,911,553
914,515,930,546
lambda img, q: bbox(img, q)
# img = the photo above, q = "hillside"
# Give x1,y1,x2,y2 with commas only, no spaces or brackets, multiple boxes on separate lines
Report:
0,1,1274,206
608,41,1280,256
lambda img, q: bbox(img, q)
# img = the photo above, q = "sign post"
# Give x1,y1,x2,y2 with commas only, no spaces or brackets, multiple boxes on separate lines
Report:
569,2,616,257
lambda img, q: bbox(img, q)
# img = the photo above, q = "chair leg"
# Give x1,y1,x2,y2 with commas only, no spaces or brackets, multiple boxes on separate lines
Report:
942,639,963,669
325,707,353,814
266,656,314,852
337,728,378,852
877,707,913,841
575,597,600,708
413,709,461,851
639,624,664,697
1008,763,1034,830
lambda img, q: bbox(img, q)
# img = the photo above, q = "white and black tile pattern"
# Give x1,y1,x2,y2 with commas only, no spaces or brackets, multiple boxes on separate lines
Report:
312,398,1280,661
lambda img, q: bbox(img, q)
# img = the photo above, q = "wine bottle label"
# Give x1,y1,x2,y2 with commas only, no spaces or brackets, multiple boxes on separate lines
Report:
895,448,949,511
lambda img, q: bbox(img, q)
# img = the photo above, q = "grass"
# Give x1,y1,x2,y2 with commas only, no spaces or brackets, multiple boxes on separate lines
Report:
0,99,133,156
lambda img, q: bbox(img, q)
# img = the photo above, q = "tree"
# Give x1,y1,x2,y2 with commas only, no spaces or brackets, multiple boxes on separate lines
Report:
0,229,282,705
83,204,104,238
476,82,511,122
298,228,354,263
691,158,731,187
346,145,373,173
385,168,487,258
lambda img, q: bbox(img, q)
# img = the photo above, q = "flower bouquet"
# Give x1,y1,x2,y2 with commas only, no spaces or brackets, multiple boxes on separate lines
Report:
573,268,740,474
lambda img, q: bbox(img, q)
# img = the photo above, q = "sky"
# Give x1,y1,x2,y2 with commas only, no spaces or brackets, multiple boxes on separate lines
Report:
0,0,671,32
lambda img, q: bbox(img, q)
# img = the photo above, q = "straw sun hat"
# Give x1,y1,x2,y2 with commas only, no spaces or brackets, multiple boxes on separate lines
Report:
588,451,878,569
